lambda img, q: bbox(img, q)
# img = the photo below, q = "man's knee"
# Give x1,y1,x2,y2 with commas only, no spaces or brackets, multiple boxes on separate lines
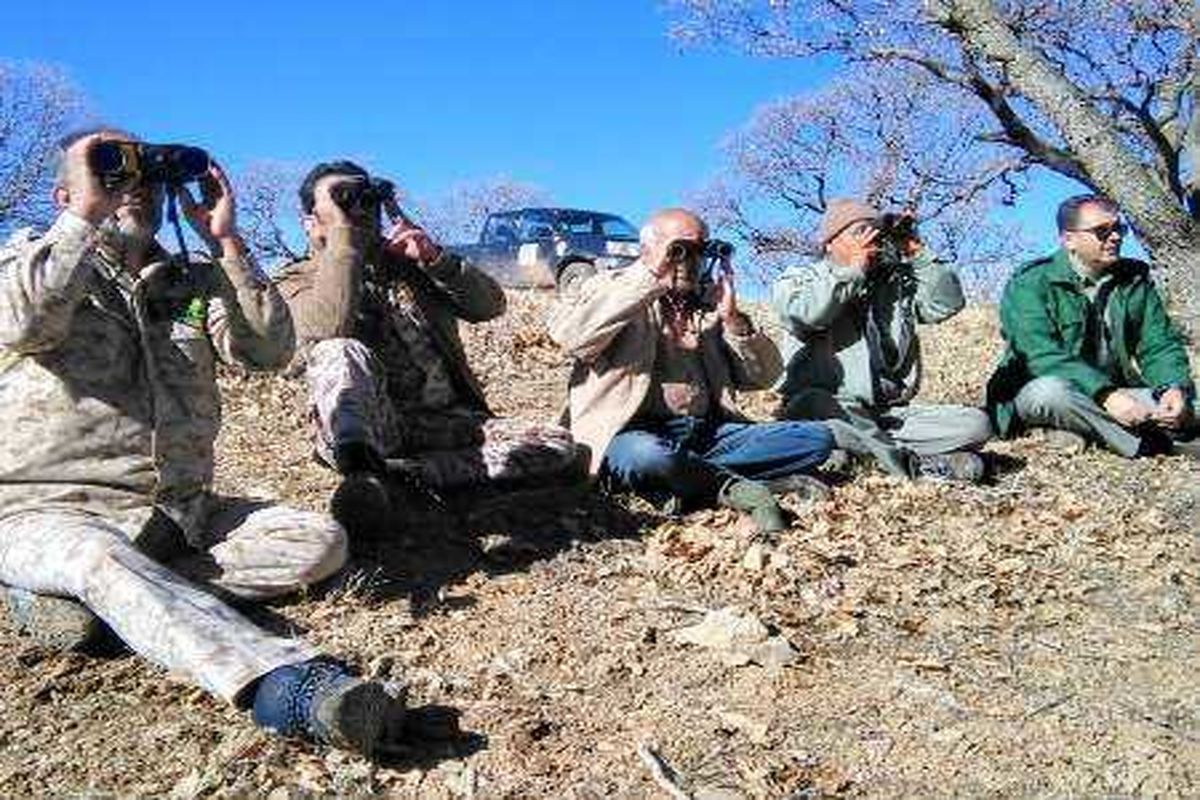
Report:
602,432,681,483
308,338,378,382
954,407,993,449
1017,376,1084,418
287,513,348,588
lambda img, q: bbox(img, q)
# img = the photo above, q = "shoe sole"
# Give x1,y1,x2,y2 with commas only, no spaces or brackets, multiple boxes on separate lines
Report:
316,680,393,756
1,587,103,651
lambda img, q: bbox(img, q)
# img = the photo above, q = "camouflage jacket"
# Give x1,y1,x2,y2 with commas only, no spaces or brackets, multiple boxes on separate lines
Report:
0,211,295,544
274,228,505,413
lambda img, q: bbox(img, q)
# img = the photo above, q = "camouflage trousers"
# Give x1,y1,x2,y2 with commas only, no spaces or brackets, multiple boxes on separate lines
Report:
306,338,584,488
0,498,347,702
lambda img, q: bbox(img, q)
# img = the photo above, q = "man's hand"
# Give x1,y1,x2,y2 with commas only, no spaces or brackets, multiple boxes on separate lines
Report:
712,263,750,333
179,162,242,256
63,136,123,225
1103,388,1155,427
382,217,442,265
1152,386,1191,429
827,224,879,273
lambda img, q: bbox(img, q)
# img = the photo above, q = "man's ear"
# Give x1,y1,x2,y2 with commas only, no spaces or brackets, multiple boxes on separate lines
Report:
53,185,70,210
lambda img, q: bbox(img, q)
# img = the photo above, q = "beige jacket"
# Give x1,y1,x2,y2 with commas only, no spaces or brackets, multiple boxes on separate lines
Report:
547,263,783,473
0,211,295,543
274,228,505,412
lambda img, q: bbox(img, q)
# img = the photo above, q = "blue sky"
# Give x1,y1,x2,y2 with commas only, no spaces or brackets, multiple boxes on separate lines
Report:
6,0,1083,257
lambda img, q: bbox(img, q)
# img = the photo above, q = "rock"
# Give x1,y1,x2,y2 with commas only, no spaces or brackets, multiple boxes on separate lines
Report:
672,606,800,671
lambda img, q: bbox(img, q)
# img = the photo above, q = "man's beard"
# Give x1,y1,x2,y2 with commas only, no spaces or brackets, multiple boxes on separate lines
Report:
99,215,159,262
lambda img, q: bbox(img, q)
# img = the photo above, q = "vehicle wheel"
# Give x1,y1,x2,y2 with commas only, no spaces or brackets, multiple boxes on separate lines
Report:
556,260,598,299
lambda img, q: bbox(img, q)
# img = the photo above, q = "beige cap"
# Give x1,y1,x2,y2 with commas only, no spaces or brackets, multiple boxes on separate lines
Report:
817,198,878,246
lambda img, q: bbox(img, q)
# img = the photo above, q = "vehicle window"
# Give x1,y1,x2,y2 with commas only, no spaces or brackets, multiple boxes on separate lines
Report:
600,216,638,238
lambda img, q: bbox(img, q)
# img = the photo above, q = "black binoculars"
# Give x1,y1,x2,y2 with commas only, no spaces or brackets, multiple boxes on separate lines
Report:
89,141,211,190
665,238,735,263
330,177,396,217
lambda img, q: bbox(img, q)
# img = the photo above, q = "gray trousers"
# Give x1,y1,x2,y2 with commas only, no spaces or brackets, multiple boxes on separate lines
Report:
0,500,346,702
1012,376,1180,458
781,388,992,476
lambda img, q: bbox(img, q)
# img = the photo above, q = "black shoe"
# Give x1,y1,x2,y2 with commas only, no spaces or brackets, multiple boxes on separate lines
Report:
916,451,986,483
330,472,394,541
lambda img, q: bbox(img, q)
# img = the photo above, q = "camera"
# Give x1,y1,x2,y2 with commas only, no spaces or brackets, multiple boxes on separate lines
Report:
89,141,211,190
875,212,919,267
330,177,395,217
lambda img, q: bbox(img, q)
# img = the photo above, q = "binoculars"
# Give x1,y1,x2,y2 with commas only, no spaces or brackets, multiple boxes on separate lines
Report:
89,141,211,190
330,177,396,217
665,238,734,264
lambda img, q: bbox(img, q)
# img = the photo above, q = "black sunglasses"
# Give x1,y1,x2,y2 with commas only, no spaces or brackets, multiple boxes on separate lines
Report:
1071,221,1127,240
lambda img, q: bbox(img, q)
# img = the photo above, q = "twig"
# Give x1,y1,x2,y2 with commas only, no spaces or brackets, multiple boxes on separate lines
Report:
637,741,692,800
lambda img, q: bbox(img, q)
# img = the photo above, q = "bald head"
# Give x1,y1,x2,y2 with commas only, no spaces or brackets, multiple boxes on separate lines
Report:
640,207,708,252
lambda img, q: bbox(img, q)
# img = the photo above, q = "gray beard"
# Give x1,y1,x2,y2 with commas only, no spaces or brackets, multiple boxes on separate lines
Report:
98,218,157,264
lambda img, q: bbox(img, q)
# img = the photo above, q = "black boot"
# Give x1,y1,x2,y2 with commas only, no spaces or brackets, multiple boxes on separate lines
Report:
330,443,394,542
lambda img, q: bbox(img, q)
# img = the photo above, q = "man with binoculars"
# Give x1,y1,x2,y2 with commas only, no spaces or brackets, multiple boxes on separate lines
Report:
0,129,405,756
548,208,833,534
275,160,585,542
771,199,992,481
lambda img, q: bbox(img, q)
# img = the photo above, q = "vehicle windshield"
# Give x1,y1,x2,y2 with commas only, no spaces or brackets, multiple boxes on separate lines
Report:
516,211,638,239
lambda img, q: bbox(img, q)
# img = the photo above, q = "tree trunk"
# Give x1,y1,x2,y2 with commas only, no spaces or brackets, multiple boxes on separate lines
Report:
928,0,1200,330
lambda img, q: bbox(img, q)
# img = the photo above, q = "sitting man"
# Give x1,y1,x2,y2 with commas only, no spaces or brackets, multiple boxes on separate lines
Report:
275,161,584,539
772,199,991,481
987,194,1196,457
0,129,403,754
547,208,833,534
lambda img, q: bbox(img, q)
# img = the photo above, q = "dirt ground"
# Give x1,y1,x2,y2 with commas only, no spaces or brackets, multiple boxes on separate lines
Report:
1,291,1197,798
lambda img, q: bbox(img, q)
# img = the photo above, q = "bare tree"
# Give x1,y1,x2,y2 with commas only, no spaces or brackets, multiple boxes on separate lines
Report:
668,1,1200,319
417,177,551,244
692,68,1032,296
232,160,306,269
0,61,90,234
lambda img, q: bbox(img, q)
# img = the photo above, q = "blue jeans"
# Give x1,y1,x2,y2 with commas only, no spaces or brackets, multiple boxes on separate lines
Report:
601,416,833,508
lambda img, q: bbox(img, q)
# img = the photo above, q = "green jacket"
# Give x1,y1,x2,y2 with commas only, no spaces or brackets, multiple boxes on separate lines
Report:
986,248,1193,436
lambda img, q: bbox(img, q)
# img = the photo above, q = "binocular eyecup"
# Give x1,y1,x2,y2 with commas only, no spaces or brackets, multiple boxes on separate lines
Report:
89,141,211,190
330,177,396,217
665,238,734,264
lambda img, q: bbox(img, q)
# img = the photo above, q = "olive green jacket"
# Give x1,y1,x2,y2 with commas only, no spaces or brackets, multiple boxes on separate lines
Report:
986,248,1193,436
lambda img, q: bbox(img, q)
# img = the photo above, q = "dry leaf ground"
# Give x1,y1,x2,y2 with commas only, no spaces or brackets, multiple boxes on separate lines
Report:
1,292,1197,797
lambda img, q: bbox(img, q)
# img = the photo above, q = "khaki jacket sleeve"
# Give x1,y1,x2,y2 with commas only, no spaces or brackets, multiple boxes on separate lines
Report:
547,262,667,363
721,318,784,389
0,211,100,354
206,250,295,370
772,259,867,332
419,252,506,323
283,228,368,342
912,251,965,324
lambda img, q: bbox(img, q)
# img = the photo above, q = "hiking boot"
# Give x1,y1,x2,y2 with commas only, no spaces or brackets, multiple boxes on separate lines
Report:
330,472,394,542
820,448,854,475
1034,427,1089,454
252,657,404,756
717,478,787,534
759,473,832,502
915,451,986,483
0,585,104,651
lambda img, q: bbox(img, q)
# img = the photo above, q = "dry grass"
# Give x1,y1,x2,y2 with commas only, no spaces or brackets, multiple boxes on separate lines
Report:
1,292,1197,797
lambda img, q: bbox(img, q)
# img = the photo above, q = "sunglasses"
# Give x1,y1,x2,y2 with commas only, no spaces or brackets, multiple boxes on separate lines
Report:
1071,221,1127,240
